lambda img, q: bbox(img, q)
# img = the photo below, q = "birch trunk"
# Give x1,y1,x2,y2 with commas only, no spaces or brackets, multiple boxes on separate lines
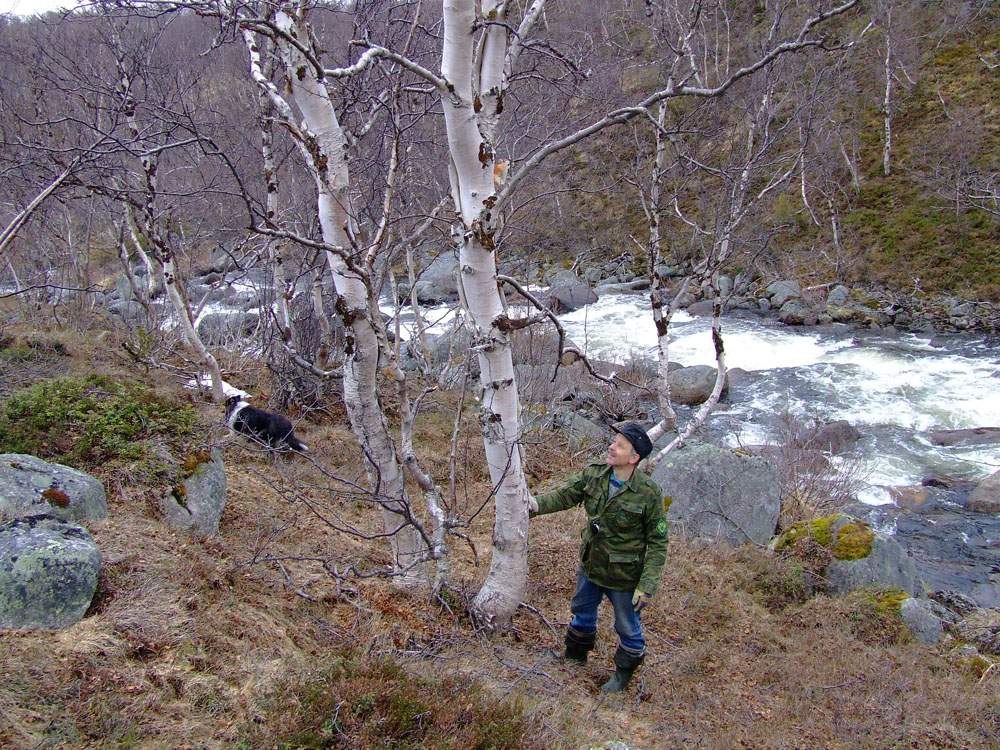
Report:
268,14,428,587
441,0,534,626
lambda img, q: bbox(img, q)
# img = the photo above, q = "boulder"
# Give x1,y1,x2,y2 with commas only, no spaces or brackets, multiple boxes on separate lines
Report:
686,300,716,317
929,427,1000,447
668,365,728,406
549,408,608,453
802,420,862,455
766,280,802,307
196,311,261,344
0,514,102,630
824,517,922,597
0,454,107,523
900,597,942,645
967,469,1000,514
160,449,227,536
775,514,923,598
412,250,459,304
549,284,598,313
777,298,819,326
546,269,580,287
650,441,780,546
826,284,850,306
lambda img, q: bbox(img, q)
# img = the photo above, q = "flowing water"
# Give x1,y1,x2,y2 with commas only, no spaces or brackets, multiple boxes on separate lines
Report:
558,294,1000,504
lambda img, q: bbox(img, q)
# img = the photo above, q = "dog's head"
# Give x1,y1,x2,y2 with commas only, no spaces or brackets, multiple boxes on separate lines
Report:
224,394,248,418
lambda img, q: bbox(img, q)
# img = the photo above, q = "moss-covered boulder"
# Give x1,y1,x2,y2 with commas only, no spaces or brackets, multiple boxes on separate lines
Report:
0,453,107,523
774,514,923,598
0,514,101,630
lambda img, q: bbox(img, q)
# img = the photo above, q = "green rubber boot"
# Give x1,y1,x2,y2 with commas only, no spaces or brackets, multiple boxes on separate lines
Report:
600,646,644,693
562,626,596,664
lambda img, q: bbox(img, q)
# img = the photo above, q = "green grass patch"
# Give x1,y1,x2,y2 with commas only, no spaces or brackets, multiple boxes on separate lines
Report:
0,373,206,485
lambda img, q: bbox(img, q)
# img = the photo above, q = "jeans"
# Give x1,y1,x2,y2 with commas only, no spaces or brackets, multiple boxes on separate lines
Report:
569,567,645,655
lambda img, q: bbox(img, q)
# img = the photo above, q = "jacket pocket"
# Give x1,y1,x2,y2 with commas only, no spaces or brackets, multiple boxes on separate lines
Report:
606,550,642,587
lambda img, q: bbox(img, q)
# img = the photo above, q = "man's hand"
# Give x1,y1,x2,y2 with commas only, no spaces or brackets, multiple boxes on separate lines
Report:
631,589,651,612
527,493,538,514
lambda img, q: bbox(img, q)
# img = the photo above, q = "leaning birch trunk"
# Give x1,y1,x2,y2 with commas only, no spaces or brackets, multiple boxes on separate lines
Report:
161,246,225,402
269,13,427,587
441,0,532,626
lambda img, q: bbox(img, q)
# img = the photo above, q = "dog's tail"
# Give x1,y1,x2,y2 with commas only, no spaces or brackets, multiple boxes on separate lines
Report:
285,433,309,453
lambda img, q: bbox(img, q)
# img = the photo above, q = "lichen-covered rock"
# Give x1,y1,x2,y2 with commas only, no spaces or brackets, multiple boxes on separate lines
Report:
160,449,227,536
651,441,780,546
900,597,942,645
0,453,107,523
0,514,101,629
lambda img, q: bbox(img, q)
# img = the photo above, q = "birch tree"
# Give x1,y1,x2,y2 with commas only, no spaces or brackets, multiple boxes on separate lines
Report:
436,0,860,624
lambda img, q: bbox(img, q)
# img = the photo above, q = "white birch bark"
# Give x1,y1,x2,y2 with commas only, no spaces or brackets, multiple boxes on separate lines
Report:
260,15,428,587
441,0,542,626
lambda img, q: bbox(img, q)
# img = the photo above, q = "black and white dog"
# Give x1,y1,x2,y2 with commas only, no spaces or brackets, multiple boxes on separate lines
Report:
224,395,309,453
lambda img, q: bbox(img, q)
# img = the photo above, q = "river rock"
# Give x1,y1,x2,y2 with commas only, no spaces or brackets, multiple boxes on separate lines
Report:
160,449,227,536
412,250,459,304
0,514,102,630
826,284,850,306
778,514,923,598
766,280,801,307
549,284,598,313
966,469,1000,514
594,279,650,295
802,420,862,454
860,497,1000,608
651,441,780,546
668,365,728,406
827,525,923,598
900,597,942,645
197,311,261,344
777,298,819,326
0,454,107,523
929,427,1000,447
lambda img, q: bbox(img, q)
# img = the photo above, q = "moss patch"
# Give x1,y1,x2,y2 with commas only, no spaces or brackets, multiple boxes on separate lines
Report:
776,514,875,561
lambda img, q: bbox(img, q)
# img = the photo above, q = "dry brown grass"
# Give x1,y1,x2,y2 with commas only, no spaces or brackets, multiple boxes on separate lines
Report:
0,325,998,749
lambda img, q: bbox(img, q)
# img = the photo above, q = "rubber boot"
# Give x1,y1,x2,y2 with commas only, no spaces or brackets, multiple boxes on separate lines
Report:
600,646,644,693
561,626,596,664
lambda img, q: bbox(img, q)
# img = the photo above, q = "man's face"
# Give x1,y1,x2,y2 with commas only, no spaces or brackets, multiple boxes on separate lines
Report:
607,433,639,469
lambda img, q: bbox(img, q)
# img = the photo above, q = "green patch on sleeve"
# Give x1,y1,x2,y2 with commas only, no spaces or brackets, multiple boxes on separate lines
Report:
655,518,668,537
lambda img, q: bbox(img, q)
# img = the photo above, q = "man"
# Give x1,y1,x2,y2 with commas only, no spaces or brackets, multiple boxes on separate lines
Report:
529,422,668,693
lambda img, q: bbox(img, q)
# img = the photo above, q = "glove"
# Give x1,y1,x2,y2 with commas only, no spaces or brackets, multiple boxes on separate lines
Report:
632,589,651,612
526,492,538,514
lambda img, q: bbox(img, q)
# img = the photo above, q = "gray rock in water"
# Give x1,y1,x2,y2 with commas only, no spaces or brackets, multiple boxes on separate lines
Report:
802,420,862,455
549,284,598,313
900,597,942,645
412,250,459,304
160,449,227,536
929,427,1000,447
966,468,1000,514
196,311,261,344
778,298,819,326
0,454,107,523
0,514,101,630
668,365,727,406
766,280,802,307
546,269,580,287
651,441,780,546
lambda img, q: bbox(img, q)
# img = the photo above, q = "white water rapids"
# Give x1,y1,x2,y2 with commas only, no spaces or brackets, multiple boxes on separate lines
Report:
394,293,1000,507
